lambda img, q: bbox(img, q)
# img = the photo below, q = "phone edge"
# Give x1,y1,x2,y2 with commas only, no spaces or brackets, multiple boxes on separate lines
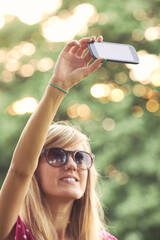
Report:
128,44,139,64
87,42,99,59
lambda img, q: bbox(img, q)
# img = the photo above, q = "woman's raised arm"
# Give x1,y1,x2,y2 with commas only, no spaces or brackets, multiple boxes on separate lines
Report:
0,36,104,239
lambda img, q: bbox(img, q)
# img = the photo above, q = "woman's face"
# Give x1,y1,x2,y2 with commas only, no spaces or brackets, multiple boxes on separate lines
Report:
37,142,89,201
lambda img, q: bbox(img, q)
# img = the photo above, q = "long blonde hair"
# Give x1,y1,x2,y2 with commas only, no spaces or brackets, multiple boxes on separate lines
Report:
20,121,107,240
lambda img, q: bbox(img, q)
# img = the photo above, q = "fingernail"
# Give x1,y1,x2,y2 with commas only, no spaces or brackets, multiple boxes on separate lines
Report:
101,59,106,64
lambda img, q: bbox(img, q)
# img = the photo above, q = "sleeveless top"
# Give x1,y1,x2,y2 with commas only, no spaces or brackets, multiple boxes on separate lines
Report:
15,216,117,240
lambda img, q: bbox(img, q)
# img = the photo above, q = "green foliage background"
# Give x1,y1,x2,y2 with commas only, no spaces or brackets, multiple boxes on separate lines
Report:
0,0,160,239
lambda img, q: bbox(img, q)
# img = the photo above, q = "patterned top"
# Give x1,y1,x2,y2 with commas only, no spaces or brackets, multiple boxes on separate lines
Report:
15,216,34,240
15,216,117,240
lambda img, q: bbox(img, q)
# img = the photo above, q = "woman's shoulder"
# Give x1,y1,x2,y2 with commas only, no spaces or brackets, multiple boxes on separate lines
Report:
101,230,118,240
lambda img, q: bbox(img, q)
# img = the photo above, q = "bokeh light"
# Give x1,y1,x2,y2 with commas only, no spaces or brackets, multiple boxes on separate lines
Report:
132,106,144,118
126,51,160,85
151,72,160,87
0,49,6,62
0,41,38,81
133,9,147,21
132,84,147,97
0,0,62,25
77,104,91,120
105,165,129,185
6,97,38,115
7,49,20,60
1,70,14,82
146,99,159,113
102,118,115,131
67,103,91,120
0,15,5,29
5,58,20,72
42,3,97,42
20,64,35,77
148,90,159,100
67,104,79,119
91,84,125,103
37,57,54,72
115,72,128,84
132,29,144,42
145,26,160,41
90,84,110,98
20,42,36,56
110,88,125,102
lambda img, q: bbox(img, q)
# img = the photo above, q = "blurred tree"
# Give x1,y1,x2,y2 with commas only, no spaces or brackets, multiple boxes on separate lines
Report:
0,0,160,239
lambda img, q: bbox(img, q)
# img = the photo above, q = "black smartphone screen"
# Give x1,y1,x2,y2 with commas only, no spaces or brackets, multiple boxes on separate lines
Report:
87,41,139,64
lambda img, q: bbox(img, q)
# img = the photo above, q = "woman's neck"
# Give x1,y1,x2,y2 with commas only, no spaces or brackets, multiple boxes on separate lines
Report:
44,195,74,240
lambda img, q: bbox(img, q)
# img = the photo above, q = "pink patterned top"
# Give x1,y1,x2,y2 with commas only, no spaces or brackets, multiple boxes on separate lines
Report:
15,216,117,240
15,216,34,240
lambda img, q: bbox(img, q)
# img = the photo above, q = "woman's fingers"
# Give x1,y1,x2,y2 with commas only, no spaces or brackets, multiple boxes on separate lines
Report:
76,36,97,56
76,45,87,57
63,40,81,53
83,57,105,78
70,35,103,56
77,35,103,58
79,36,94,44
96,35,103,42
70,36,97,55
83,35,103,64
64,35,103,54
70,37,92,55
71,45,80,54
83,50,93,64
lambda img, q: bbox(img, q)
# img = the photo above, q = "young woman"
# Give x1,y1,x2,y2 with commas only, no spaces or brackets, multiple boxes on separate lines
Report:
0,35,117,240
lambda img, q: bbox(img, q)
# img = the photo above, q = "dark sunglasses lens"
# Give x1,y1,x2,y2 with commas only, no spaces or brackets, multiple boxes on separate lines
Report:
47,149,66,166
75,151,91,169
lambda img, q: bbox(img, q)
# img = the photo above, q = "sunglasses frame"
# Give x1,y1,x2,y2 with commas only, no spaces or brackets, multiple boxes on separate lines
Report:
40,147,95,170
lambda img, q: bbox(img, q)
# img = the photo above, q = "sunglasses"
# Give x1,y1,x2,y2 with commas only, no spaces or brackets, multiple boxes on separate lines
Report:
40,147,94,170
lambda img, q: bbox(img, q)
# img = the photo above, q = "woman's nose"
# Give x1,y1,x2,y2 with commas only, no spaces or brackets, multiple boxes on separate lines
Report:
65,154,77,170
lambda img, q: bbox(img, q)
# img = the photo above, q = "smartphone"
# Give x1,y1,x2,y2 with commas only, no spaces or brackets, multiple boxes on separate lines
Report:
87,41,139,64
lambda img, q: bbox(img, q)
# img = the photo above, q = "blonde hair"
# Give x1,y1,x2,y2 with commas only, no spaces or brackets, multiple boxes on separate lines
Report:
20,121,107,240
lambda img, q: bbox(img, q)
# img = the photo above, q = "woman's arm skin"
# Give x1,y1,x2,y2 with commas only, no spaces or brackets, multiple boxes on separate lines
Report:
0,35,104,239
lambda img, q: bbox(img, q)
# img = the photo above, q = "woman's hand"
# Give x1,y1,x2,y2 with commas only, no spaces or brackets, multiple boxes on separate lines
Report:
51,35,104,91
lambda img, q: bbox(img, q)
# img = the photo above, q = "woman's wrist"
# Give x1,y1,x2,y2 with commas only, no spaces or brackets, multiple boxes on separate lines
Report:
49,83,69,94
50,76,70,93
44,83,67,108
